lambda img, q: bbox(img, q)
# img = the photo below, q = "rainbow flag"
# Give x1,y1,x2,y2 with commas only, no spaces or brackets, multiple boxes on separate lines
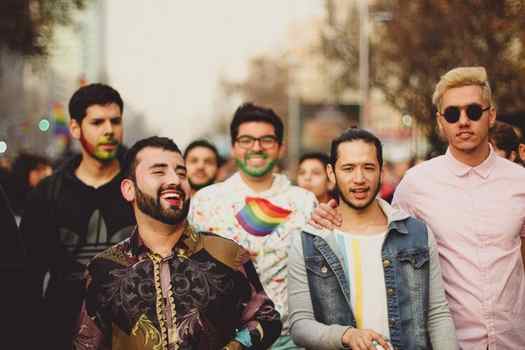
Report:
51,102,69,136
235,197,292,237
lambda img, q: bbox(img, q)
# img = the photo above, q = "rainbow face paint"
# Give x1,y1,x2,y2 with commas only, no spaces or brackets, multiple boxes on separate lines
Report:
80,133,119,162
236,151,276,178
235,197,291,236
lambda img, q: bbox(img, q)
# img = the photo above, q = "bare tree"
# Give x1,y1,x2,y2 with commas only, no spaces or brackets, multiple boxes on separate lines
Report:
319,0,525,151
221,54,291,122
0,0,88,56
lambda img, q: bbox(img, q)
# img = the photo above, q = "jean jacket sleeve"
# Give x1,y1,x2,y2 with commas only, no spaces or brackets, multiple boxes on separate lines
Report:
287,232,349,349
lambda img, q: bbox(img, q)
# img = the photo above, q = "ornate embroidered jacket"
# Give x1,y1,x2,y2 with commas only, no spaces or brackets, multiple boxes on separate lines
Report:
73,226,282,350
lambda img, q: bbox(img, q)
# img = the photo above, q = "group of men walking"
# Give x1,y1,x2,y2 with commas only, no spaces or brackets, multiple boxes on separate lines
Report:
7,65,524,350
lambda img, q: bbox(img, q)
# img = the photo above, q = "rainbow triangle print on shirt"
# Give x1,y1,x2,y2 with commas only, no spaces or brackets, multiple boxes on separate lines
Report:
235,197,292,237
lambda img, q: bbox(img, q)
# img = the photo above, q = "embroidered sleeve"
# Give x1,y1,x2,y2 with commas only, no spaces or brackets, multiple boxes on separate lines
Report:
73,302,109,350
237,259,282,349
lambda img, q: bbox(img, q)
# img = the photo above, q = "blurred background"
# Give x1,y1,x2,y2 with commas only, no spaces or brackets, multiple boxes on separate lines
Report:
1,0,524,175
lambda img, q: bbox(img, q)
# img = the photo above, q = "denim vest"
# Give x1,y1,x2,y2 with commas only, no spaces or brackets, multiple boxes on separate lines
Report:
301,217,430,350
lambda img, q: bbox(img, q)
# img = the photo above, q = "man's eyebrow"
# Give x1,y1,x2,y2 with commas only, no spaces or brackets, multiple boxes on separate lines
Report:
149,163,168,170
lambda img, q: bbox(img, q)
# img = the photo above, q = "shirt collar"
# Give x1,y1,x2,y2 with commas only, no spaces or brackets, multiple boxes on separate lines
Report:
304,198,411,237
130,222,201,259
227,171,291,197
444,144,497,179
377,198,410,234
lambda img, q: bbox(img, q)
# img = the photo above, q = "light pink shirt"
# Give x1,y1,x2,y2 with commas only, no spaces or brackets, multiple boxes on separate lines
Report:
392,148,525,350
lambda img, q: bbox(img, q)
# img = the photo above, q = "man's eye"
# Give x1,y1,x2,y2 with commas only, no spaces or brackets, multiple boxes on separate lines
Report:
152,171,164,175
111,118,122,125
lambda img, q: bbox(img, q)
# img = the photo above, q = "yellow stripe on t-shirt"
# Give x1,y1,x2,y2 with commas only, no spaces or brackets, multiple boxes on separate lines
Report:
351,239,363,328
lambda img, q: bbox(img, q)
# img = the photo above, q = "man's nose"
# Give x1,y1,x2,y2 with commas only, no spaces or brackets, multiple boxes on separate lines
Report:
458,109,471,126
252,139,263,151
353,168,365,183
103,120,114,134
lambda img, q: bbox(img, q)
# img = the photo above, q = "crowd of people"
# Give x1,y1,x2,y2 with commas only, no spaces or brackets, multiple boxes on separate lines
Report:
1,65,524,350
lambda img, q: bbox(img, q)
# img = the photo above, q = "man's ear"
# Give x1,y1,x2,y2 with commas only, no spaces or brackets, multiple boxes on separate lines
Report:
510,150,517,162
519,143,525,161
278,143,287,159
121,178,136,202
70,119,81,140
488,107,497,127
327,163,336,185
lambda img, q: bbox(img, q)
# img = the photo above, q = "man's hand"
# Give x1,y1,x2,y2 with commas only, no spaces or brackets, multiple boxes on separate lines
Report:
309,198,342,229
222,340,243,350
341,328,390,350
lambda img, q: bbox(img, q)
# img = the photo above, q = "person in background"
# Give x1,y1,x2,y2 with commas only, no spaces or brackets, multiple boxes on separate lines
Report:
0,184,27,346
8,152,52,221
189,103,317,349
19,83,135,350
296,152,333,204
488,120,520,162
183,139,220,194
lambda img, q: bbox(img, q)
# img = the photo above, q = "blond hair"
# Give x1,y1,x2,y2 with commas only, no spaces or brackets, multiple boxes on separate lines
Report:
432,66,493,111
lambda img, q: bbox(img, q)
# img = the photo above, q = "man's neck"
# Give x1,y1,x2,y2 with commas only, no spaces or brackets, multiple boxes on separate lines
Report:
75,152,120,188
239,171,274,193
449,140,490,167
338,199,388,235
135,212,187,258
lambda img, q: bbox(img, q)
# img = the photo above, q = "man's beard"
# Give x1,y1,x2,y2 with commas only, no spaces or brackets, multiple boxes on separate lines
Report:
135,184,190,225
236,151,276,178
334,177,381,211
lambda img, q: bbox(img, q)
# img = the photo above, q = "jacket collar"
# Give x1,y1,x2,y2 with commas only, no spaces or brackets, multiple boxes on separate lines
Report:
130,222,201,259
303,198,411,238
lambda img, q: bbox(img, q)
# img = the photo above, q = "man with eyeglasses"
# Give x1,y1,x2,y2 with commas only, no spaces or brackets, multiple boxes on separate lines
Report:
311,67,525,349
189,103,317,349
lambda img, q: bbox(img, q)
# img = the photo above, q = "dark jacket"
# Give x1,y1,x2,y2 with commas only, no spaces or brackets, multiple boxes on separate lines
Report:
19,154,135,349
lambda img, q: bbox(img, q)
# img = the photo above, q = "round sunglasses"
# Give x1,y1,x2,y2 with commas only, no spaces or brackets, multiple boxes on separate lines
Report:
440,103,491,123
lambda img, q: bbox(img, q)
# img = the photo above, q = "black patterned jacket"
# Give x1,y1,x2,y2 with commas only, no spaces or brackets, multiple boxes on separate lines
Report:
74,225,282,350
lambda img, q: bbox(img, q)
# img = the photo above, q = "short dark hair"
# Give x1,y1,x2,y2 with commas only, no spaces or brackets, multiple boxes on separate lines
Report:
330,128,383,168
230,102,284,145
489,121,520,159
122,136,182,180
299,152,330,168
68,83,124,124
183,139,220,166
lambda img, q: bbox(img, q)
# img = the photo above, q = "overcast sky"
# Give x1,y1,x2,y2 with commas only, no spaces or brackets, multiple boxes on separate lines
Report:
105,1,322,146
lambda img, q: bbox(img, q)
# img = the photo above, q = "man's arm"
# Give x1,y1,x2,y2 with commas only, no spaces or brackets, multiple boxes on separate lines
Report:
72,265,110,350
287,233,350,349
390,174,418,217
427,228,459,350
521,221,525,272
18,180,57,299
73,302,109,350
521,238,525,272
235,258,282,350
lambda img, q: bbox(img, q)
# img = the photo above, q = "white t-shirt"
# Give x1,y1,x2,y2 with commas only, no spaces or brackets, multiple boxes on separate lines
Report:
334,229,390,341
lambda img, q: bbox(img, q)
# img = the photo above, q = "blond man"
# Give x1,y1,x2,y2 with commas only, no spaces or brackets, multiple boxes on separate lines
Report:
392,67,525,349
